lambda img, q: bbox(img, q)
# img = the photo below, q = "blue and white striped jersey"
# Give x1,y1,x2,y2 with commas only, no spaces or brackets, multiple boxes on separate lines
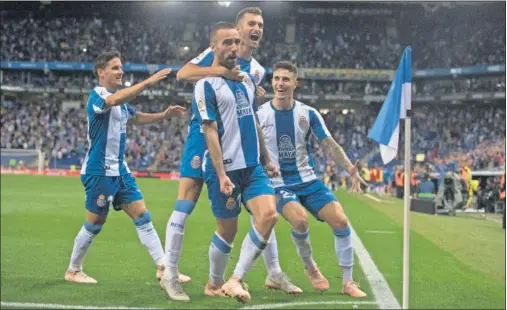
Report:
256,100,331,188
190,47,267,85
80,86,136,176
192,73,260,172
186,49,266,139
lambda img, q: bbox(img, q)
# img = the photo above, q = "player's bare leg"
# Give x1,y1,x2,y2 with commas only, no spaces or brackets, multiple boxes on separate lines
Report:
65,210,107,284
222,195,278,303
280,201,327,292
318,201,366,298
163,177,202,287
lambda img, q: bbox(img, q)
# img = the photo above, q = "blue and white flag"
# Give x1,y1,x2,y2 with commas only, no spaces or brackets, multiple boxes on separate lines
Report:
368,47,412,165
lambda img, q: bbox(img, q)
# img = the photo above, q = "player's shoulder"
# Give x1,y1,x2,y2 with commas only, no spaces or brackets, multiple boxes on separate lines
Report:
250,57,266,79
256,100,273,114
250,57,266,72
195,76,226,91
294,100,312,112
191,47,214,64
89,86,112,101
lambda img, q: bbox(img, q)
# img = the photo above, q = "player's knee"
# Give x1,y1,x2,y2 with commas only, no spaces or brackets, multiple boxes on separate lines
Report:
178,178,203,201
292,215,309,233
259,209,278,229
217,223,237,244
84,221,103,235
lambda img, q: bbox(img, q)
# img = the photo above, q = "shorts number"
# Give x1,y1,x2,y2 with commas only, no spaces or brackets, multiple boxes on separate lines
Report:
279,190,296,200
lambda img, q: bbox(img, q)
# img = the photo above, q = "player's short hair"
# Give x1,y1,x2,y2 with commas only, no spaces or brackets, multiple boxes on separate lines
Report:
273,61,298,77
235,7,263,25
93,51,121,77
210,21,236,43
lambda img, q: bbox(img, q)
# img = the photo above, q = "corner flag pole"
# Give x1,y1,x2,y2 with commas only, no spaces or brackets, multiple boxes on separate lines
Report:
402,108,411,309
366,46,412,309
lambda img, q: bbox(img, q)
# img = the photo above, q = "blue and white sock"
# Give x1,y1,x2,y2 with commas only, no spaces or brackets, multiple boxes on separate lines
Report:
250,215,282,276
233,226,267,279
164,200,196,279
68,222,103,271
134,210,165,266
334,226,353,281
291,229,316,268
209,232,232,284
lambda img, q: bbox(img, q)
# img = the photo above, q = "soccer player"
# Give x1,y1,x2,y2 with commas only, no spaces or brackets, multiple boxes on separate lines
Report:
165,22,279,304
162,7,300,301
256,61,368,298
65,51,186,284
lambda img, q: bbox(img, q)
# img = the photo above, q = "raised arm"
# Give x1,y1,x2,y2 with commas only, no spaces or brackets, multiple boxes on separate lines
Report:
104,68,171,108
176,47,242,82
128,105,186,125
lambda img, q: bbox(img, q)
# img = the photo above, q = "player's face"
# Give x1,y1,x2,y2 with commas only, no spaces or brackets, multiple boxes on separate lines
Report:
272,69,298,100
99,57,123,89
237,13,264,49
212,28,240,70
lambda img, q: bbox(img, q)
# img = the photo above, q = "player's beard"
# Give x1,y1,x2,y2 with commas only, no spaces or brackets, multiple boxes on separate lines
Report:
221,55,237,70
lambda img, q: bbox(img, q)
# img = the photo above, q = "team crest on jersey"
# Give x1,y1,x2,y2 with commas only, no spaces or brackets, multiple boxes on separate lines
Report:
97,194,107,208
253,70,260,83
278,135,296,159
235,90,252,118
197,99,205,112
191,155,201,169
226,197,237,210
298,116,308,129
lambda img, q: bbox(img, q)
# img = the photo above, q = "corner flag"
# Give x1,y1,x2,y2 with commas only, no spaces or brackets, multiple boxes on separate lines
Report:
368,47,412,164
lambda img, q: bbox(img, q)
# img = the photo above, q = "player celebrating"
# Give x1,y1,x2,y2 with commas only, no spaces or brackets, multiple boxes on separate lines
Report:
65,51,186,284
162,22,279,304
162,7,300,302
256,61,368,298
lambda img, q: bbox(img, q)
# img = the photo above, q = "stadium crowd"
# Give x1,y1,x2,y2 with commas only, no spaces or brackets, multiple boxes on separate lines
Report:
1,2,505,70
1,94,504,175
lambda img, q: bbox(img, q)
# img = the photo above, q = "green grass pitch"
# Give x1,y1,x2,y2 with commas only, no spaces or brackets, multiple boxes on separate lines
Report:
1,175,505,309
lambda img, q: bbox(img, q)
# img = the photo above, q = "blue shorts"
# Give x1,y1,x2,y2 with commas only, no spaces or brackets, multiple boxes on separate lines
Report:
180,129,206,179
275,179,337,221
80,173,143,215
204,165,275,219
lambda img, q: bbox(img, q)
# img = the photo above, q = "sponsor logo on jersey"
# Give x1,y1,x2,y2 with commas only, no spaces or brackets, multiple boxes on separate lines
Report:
191,155,201,169
97,194,107,207
226,197,237,210
235,90,252,118
298,115,308,129
278,135,296,159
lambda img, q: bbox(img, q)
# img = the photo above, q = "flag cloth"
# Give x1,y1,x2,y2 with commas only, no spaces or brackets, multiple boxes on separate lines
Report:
367,47,412,165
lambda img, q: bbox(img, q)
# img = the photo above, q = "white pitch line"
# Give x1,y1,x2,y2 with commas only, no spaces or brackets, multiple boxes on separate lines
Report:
349,224,401,309
364,194,393,204
365,230,396,234
0,302,161,309
240,301,377,309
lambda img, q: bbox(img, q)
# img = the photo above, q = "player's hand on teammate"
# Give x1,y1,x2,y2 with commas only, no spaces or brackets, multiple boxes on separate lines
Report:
348,160,368,194
256,86,266,100
163,105,187,118
264,161,280,178
219,174,235,196
146,68,172,86
221,65,243,82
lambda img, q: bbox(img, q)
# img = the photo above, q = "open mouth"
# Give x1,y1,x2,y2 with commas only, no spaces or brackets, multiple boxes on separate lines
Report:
249,32,260,41
276,88,286,94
